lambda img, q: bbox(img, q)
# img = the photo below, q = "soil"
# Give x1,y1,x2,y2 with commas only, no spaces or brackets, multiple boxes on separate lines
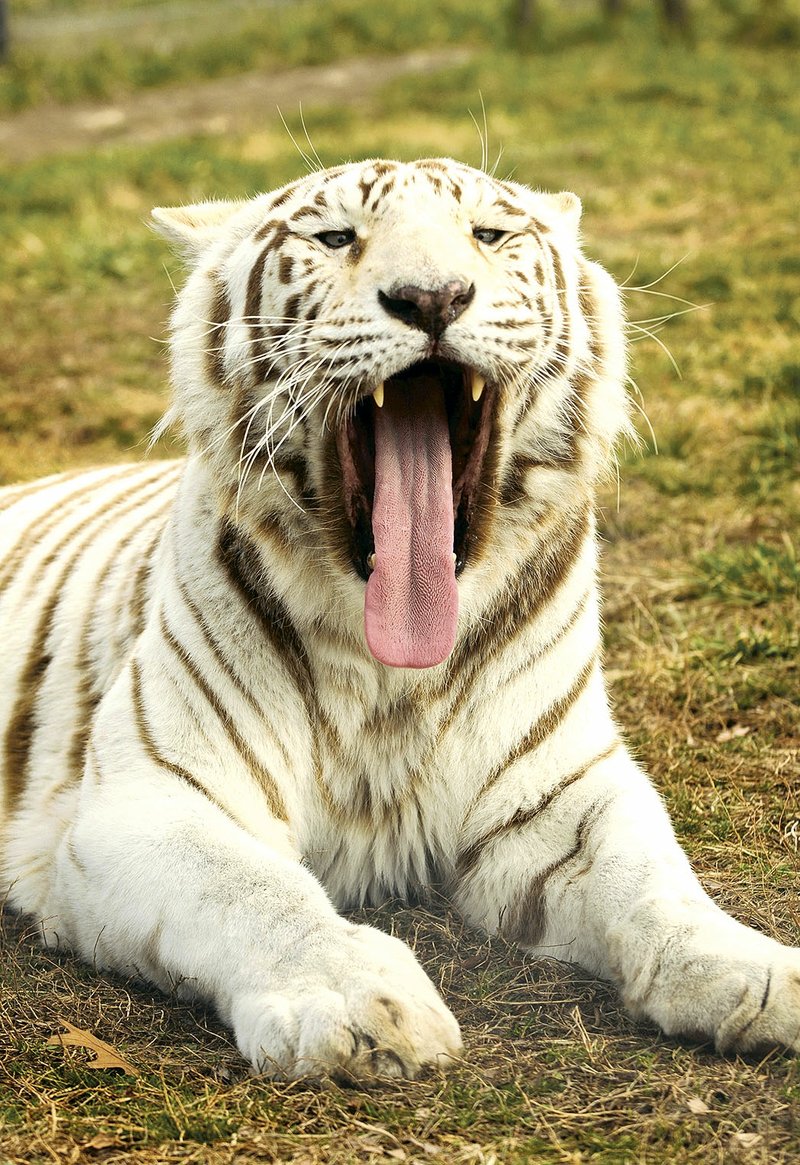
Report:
0,47,469,164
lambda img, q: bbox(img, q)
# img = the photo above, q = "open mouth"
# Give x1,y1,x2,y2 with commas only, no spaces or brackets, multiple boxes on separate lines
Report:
335,358,495,669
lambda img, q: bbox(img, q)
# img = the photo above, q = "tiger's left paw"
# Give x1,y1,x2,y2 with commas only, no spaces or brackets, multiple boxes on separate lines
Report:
612,901,800,1054
713,951,800,1054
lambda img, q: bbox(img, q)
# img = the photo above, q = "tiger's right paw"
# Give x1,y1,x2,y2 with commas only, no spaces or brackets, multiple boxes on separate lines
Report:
230,924,462,1080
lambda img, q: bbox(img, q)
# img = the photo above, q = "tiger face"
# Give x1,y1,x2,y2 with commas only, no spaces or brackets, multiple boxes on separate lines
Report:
154,158,628,669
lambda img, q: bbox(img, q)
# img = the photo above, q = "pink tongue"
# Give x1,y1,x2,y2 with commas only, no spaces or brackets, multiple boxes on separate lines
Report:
364,380,458,668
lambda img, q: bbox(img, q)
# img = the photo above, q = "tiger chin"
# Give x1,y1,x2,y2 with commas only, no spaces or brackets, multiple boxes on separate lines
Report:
1,158,798,1082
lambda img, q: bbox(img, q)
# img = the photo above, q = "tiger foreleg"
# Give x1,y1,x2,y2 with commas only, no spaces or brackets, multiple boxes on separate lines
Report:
35,678,461,1081
455,746,800,1054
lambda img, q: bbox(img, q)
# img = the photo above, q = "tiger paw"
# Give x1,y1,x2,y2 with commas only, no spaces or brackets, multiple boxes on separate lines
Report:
614,900,800,1054
230,923,462,1079
713,948,800,1054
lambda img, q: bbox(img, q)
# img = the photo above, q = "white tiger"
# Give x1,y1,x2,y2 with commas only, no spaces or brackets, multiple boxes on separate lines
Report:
1,158,798,1080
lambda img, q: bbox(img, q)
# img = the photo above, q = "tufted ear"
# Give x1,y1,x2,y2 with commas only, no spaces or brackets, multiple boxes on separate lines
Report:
150,200,247,259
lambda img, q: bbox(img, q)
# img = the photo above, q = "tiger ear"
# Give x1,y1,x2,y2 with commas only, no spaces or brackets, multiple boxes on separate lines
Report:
544,191,582,236
150,200,246,258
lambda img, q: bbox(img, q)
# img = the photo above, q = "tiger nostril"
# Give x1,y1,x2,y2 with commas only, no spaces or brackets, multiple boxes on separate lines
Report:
378,280,475,337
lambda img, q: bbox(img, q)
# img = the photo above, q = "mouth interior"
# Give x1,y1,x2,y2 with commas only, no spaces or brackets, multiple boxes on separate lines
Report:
336,359,493,668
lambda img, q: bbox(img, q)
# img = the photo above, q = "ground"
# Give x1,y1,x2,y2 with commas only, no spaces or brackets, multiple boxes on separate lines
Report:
0,48,468,163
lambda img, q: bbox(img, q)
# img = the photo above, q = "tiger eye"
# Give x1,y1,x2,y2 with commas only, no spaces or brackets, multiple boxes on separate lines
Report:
316,229,356,249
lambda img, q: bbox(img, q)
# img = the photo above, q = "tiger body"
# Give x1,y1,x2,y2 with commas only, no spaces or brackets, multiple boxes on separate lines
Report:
2,158,798,1079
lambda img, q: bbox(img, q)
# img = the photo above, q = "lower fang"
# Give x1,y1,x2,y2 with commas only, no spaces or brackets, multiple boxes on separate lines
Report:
367,553,376,570
372,383,385,408
471,373,486,403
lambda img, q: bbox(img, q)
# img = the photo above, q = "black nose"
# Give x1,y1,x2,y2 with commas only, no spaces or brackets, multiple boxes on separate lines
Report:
378,280,475,337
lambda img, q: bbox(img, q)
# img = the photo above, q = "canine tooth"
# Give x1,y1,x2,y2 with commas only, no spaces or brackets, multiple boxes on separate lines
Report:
471,372,486,403
367,553,376,570
372,383,385,408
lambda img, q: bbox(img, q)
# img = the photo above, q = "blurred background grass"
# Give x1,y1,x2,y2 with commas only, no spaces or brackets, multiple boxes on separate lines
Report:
1,2,799,1161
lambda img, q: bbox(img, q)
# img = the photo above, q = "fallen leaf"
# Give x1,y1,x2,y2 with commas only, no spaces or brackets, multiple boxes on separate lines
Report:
48,1018,140,1076
716,724,751,743
687,1096,710,1115
84,1135,124,1154
729,1131,763,1150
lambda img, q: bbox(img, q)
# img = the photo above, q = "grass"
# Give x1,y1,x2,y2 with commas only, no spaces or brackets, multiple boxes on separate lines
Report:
2,0,499,113
1,5,800,1162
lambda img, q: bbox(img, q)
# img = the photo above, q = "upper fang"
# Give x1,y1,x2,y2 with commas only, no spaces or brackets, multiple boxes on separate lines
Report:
373,383,385,408
471,372,486,403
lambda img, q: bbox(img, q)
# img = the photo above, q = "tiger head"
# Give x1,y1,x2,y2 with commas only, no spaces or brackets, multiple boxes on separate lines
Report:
153,158,629,669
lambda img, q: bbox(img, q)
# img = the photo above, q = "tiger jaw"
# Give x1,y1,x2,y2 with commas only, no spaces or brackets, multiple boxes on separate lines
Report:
335,359,496,669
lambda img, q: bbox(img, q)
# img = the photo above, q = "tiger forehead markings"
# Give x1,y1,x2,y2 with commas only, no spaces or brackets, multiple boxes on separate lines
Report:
2,157,799,1082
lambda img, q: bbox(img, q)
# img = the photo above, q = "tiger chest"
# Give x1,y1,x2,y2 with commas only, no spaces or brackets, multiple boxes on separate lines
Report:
298,688,467,906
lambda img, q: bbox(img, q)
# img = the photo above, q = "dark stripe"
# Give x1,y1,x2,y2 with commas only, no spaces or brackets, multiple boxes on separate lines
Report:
270,453,319,511
65,671,101,793
457,738,619,878
535,240,571,382
4,631,51,810
205,276,232,388
130,656,225,811
65,503,172,790
578,264,605,363
129,524,164,638
499,453,555,506
0,468,89,514
446,505,592,692
440,588,591,747
268,182,302,211
214,519,336,816
215,519,313,705
564,370,592,466
447,177,465,202
3,471,181,811
525,215,551,236
289,204,320,222
173,556,295,775
158,607,288,822
244,243,271,367
494,198,526,217
472,652,599,806
470,587,592,724
502,796,612,946
284,293,302,321
253,217,290,245
0,464,150,599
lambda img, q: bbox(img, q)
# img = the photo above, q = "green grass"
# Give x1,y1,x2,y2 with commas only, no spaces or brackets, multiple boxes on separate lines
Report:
2,0,500,113
2,8,800,1164
5,0,799,114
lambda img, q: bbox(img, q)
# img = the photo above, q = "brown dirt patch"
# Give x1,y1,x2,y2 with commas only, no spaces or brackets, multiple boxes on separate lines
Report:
0,48,469,164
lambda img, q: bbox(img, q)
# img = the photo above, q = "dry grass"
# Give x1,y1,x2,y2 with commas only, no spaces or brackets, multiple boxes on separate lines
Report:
3,897,800,1163
1,9,799,1163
